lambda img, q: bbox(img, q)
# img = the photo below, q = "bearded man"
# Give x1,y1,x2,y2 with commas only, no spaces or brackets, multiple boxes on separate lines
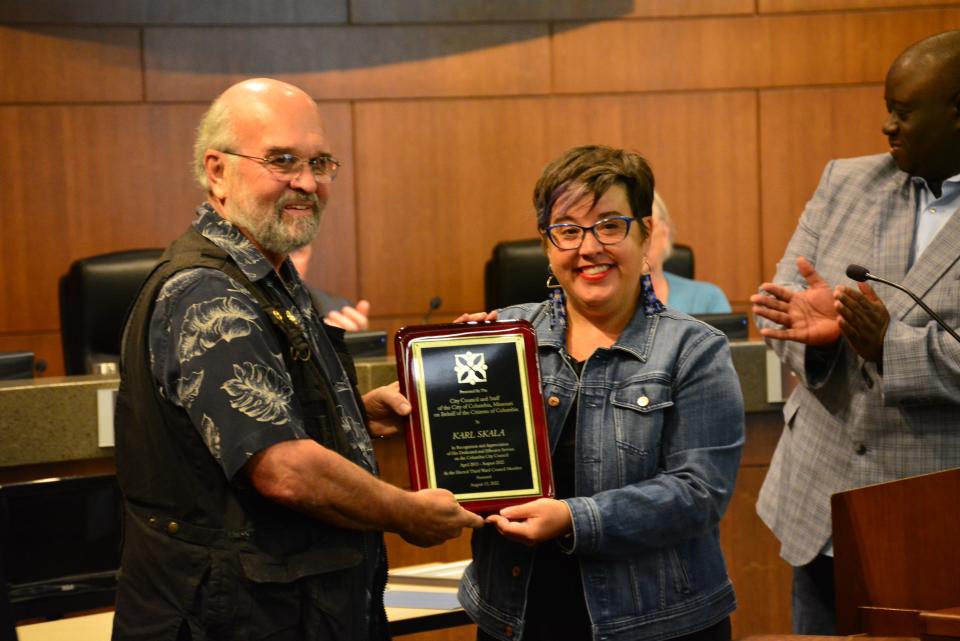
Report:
111,78,481,641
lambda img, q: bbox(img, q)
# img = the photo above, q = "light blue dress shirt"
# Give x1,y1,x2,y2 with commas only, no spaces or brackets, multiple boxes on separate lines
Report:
910,172,960,267
663,272,732,314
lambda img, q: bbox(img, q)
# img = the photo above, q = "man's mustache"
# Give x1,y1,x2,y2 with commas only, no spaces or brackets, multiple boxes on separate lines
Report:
276,193,322,216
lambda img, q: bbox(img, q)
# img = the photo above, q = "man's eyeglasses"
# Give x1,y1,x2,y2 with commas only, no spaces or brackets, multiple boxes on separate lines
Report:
543,216,635,250
222,151,340,182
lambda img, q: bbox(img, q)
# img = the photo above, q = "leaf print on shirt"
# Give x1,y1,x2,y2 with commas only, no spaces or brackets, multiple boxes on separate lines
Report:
221,362,293,424
225,282,252,297
157,269,206,303
178,296,261,364
333,377,353,395
201,223,263,271
200,413,222,462
177,370,204,409
340,411,376,469
268,350,295,385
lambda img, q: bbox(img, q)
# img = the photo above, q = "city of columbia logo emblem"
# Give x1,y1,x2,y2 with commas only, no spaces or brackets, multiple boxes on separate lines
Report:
454,351,488,385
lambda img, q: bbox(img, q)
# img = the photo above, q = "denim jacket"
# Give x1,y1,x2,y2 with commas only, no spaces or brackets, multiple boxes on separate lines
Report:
458,300,745,641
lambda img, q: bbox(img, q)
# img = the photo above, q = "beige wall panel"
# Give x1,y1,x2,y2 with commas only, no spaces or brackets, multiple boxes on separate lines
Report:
0,0,346,24
758,86,888,279
0,27,141,103
354,98,551,317
760,0,957,12
143,25,550,102
351,0,752,23
355,92,757,320
553,9,960,93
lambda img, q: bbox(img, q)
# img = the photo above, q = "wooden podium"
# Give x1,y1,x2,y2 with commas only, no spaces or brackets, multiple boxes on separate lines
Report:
832,467,960,638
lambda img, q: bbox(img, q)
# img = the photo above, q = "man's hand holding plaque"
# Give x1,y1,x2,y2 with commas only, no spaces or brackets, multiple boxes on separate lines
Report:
395,320,554,515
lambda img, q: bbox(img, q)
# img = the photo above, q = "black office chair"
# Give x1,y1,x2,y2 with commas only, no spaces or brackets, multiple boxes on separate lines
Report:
484,239,694,310
59,249,163,375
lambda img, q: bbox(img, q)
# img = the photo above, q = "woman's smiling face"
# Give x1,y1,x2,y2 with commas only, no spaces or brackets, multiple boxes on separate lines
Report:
545,182,648,319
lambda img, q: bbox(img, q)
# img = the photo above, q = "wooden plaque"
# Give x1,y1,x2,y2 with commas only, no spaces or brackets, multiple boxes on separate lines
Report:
395,321,554,515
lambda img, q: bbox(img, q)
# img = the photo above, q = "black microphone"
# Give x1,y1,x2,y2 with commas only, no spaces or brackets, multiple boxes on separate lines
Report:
845,264,870,282
846,264,960,344
423,296,442,323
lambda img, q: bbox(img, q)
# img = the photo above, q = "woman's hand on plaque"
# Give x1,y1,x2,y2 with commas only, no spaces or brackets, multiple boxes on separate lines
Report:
485,498,573,546
453,310,499,323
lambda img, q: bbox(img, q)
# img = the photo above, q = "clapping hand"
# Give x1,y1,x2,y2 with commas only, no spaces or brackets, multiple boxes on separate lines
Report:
750,257,841,346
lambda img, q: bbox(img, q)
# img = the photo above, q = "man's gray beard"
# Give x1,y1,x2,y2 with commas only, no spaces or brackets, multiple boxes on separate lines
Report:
231,195,323,256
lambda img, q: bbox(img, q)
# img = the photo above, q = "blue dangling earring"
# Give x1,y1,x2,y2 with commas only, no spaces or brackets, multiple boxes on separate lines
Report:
640,257,665,315
546,266,567,330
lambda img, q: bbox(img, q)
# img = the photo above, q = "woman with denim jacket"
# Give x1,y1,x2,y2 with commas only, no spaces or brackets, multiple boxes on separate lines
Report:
457,145,745,641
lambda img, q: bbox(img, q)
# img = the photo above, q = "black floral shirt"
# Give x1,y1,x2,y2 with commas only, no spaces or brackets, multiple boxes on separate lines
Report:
149,204,375,479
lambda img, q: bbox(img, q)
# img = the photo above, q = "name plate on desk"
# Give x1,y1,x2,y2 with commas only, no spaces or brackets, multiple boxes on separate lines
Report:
395,321,553,514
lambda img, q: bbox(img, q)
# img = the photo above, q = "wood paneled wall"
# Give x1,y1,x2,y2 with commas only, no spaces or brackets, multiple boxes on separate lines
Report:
2,2,958,637
2,2,959,374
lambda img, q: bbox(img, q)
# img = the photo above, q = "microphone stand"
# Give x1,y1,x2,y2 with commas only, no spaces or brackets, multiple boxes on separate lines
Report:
423,297,442,324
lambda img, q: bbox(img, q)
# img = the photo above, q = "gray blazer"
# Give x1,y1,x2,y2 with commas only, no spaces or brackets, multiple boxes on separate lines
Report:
757,153,960,566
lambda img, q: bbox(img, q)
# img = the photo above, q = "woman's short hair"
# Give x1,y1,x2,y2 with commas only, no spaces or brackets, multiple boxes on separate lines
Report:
533,145,655,232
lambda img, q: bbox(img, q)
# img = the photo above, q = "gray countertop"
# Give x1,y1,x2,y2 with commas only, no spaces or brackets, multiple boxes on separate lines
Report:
0,343,782,470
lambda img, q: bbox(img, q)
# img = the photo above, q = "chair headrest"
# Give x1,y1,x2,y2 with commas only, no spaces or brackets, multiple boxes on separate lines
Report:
663,244,694,280
59,249,163,374
484,239,549,310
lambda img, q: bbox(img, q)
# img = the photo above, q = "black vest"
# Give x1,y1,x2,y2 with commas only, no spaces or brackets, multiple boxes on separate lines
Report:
112,228,388,641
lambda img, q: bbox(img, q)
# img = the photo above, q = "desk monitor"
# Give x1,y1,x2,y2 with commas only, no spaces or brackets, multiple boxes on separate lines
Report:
693,313,749,341
0,352,33,381
345,330,388,360
0,474,121,620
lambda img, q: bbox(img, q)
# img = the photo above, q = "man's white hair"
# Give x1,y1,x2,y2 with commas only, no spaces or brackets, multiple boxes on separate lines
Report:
192,99,238,191
651,191,674,258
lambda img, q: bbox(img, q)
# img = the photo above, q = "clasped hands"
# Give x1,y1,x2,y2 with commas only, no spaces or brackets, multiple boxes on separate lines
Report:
750,256,890,363
486,498,574,546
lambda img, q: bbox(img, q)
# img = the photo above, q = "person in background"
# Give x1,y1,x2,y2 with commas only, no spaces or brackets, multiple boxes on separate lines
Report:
112,77,481,641
289,243,371,332
750,30,960,634
458,145,745,641
647,192,731,314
